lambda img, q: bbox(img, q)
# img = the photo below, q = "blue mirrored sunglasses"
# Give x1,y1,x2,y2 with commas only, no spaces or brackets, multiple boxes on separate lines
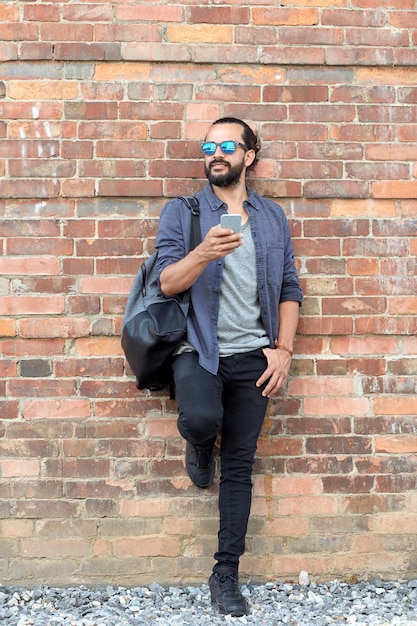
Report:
201,141,248,156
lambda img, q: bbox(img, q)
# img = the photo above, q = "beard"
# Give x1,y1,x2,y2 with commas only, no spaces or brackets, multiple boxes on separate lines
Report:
205,158,245,188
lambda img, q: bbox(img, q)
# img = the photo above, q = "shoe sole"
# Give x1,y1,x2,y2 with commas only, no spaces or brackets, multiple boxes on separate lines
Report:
211,600,248,617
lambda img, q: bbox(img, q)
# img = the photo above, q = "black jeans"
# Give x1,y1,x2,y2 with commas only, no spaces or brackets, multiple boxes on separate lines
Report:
172,348,269,575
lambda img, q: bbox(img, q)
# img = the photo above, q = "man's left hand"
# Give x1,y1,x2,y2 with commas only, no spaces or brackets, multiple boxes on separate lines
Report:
256,347,291,398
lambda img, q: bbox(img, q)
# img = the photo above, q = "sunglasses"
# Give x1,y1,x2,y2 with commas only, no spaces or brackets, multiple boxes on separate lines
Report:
201,141,248,156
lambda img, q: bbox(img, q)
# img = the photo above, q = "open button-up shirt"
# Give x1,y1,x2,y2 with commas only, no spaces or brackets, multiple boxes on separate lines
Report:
156,183,303,375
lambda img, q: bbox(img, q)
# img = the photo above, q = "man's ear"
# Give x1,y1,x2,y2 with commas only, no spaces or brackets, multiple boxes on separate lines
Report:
245,149,256,169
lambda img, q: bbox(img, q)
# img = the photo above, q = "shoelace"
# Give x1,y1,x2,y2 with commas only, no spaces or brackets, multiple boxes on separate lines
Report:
218,575,240,596
196,450,211,469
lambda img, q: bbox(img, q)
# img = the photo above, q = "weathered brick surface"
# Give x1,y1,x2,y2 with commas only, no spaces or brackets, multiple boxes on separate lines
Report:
0,0,417,587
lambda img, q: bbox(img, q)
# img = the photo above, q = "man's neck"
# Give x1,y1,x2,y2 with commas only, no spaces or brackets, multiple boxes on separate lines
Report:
211,182,249,214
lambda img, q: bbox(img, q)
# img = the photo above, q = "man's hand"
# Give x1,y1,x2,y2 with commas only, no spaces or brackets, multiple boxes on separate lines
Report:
197,224,243,261
160,225,242,296
256,347,292,398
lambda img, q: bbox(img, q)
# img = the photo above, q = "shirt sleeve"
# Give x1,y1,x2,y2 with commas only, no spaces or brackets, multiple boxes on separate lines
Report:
155,199,188,281
279,214,303,305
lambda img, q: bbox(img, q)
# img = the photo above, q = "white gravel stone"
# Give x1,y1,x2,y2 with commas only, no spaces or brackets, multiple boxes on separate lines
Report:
0,579,417,625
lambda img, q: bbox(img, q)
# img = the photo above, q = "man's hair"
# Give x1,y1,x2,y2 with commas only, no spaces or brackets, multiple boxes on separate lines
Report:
210,117,260,173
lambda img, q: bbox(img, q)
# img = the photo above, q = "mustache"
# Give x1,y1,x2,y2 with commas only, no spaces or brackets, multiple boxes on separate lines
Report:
210,159,230,168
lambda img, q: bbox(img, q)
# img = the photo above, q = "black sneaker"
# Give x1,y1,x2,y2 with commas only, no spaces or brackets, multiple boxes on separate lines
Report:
209,573,249,617
185,442,215,489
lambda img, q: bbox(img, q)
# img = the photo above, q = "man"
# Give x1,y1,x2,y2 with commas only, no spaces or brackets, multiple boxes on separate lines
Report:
155,118,303,616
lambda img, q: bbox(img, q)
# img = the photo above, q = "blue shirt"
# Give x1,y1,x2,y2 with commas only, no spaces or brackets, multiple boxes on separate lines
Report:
156,183,303,375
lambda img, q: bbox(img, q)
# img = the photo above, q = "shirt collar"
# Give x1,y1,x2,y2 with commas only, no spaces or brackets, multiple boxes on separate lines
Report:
203,182,259,211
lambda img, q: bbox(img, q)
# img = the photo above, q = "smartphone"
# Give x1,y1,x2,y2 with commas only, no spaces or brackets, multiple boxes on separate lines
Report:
220,213,241,233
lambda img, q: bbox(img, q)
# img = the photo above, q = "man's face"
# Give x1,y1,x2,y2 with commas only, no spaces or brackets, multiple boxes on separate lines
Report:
203,123,251,189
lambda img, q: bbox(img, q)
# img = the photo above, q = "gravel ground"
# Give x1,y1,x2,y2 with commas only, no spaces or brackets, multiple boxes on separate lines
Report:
1,577,417,626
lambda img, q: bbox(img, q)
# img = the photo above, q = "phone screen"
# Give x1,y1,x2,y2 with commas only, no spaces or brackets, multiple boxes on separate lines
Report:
220,214,242,233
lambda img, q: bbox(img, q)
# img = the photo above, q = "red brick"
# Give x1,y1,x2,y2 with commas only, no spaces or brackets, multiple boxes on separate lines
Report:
0,400,19,420
63,5,113,21
80,160,146,179
376,475,417,493
286,456,353,475
98,179,163,197
2,23,38,41
322,475,375,494
96,140,161,159
322,8,387,27
306,435,372,455
305,180,369,199
75,238,141,257
40,23,93,42
355,317,416,335
9,379,76,398
286,417,351,436
15,500,82,519
0,180,60,199
7,237,73,256
188,6,250,24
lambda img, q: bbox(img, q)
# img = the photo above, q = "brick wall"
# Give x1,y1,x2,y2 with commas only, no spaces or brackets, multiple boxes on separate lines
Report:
1,0,417,586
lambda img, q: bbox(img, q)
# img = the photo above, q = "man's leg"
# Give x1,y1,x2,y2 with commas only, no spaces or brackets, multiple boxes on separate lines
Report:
172,352,223,487
214,348,269,574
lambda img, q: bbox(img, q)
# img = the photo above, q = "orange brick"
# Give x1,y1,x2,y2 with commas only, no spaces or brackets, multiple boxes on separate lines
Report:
19,317,90,339
0,257,59,275
80,276,133,295
95,62,151,81
357,67,417,85
74,337,123,357
331,198,399,217
304,397,370,416
271,476,323,496
374,397,417,416
288,376,355,397
0,319,16,337
253,7,319,26
331,336,399,355
8,80,78,100
23,399,91,419
146,419,179,438
375,436,417,453
278,495,338,516
1,520,33,538
373,180,417,199
114,537,180,557
1,459,40,477
166,24,232,43
116,4,182,22
21,539,89,558
120,499,170,518
0,297,64,316
374,514,417,534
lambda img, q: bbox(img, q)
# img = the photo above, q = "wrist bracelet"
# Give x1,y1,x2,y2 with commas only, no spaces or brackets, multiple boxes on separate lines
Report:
274,341,293,357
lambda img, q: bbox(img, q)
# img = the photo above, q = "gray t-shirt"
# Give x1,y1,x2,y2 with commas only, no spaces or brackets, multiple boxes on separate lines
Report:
217,219,269,357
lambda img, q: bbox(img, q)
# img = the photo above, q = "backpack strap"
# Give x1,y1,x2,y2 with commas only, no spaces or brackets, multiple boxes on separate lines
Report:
178,196,201,250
